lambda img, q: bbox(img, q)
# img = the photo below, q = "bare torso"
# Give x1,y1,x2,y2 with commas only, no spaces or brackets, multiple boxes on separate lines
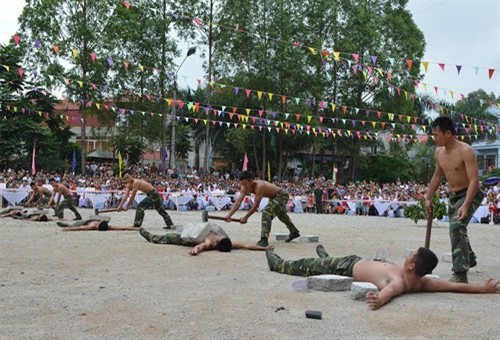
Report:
38,186,51,197
56,184,72,197
435,141,473,192
247,180,281,199
353,260,420,293
130,179,155,194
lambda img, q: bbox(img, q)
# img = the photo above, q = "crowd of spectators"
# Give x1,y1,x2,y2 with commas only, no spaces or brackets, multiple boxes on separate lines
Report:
1,164,499,219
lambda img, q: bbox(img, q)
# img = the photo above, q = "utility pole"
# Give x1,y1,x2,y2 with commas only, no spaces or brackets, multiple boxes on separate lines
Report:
160,0,167,175
203,0,214,174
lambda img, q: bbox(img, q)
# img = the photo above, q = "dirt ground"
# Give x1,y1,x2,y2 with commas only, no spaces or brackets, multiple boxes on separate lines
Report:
1,209,499,339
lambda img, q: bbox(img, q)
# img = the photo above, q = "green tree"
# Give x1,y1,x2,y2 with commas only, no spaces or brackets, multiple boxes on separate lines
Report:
0,43,73,172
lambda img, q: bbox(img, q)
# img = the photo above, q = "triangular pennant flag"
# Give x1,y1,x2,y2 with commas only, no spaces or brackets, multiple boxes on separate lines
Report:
438,63,445,71
234,87,239,95
422,61,429,73
370,55,377,64
123,1,131,9
245,89,251,97
17,67,24,77
488,69,495,79
333,51,340,61
352,53,359,62
281,95,286,104
13,34,21,45
295,97,300,105
268,93,273,101
123,60,129,70
456,65,462,75
52,44,59,54
138,64,144,72
90,52,96,62
257,91,262,99
308,47,316,55
406,59,413,70
72,48,79,59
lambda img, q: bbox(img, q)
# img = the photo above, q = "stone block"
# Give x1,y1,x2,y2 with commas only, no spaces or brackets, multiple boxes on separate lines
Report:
275,233,288,241
23,209,50,216
442,253,453,263
299,235,319,243
307,274,352,292
404,248,416,257
351,282,378,300
88,215,111,221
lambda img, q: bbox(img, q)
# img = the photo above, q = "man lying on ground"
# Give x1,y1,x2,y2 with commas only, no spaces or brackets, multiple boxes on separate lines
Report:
139,225,274,256
57,219,138,231
1,208,55,221
266,246,500,310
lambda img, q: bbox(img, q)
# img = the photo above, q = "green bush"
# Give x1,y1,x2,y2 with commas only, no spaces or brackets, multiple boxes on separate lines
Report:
404,195,447,224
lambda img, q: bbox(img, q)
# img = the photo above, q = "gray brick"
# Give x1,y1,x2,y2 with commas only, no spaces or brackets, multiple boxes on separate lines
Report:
307,274,352,291
299,235,319,243
350,282,378,300
275,233,288,241
442,253,452,263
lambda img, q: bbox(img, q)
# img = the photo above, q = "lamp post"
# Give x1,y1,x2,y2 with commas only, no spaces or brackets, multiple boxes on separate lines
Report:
169,46,196,171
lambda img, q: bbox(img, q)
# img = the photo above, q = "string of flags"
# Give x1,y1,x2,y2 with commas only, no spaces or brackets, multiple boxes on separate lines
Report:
1,60,498,130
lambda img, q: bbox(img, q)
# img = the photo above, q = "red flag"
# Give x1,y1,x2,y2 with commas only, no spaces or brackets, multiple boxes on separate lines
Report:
31,145,36,175
242,153,249,171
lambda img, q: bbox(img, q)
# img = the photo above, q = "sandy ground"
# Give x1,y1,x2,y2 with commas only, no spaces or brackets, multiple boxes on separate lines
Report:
1,208,499,340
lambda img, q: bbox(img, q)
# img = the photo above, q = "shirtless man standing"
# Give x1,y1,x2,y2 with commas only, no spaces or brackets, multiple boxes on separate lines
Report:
266,246,500,310
47,178,82,220
425,116,484,283
225,171,300,247
118,171,174,229
26,182,52,208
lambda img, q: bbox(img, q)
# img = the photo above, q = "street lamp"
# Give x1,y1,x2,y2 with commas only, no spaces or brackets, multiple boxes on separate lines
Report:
169,46,196,171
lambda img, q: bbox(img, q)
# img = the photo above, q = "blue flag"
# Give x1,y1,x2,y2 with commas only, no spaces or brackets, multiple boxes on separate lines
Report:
71,149,77,173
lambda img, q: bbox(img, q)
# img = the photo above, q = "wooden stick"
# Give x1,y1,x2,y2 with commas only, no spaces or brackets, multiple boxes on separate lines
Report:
208,215,241,223
425,211,433,249
95,208,120,215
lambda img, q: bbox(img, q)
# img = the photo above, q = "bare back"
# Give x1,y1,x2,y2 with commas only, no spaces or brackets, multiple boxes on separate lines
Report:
435,141,476,192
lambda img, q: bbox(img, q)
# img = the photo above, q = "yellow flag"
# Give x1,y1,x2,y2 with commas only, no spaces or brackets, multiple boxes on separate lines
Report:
267,161,271,182
118,151,123,178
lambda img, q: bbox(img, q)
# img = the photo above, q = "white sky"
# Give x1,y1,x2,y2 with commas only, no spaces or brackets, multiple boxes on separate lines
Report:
1,0,499,102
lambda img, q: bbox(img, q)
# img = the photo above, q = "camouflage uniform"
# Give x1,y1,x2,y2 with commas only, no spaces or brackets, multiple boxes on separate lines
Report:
269,252,362,277
35,196,50,210
260,189,300,240
57,219,95,228
139,229,196,247
54,195,82,219
448,188,484,274
134,190,173,228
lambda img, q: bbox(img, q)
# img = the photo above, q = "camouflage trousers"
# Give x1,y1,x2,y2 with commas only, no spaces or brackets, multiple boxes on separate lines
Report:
143,231,197,247
54,196,82,219
272,254,362,277
134,190,173,228
448,188,484,273
261,190,299,239
57,219,95,228
35,196,50,209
